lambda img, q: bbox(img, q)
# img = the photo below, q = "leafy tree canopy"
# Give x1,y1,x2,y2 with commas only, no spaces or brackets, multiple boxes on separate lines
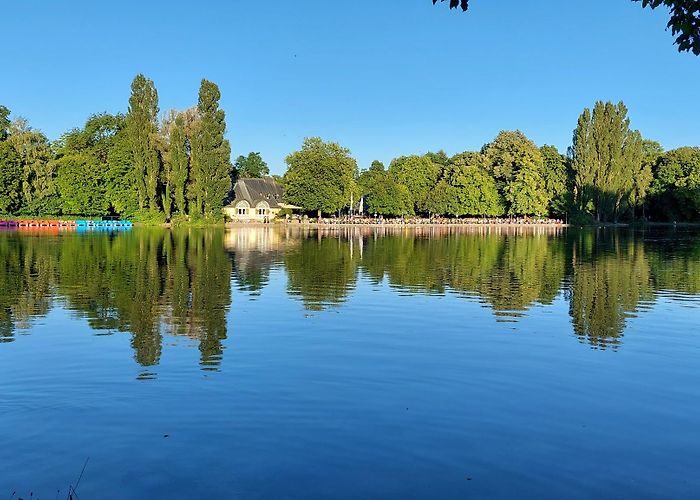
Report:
388,155,441,215
359,160,414,216
649,147,700,220
235,152,270,178
284,137,358,218
482,131,551,215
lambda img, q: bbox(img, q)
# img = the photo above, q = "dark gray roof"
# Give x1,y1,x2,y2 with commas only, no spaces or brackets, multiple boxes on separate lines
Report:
228,177,284,208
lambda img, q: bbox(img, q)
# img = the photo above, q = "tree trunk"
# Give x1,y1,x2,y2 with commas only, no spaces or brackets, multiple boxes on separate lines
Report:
317,209,321,222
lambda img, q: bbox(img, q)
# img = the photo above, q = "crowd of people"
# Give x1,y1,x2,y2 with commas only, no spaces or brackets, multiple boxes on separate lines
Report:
286,215,566,225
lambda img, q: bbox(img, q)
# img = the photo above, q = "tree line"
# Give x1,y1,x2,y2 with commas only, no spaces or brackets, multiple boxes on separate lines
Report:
0,74,233,222
2,92,698,223
283,101,700,223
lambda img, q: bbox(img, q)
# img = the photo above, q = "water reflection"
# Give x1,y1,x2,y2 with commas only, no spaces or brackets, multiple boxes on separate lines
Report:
1,225,699,367
0,229,232,369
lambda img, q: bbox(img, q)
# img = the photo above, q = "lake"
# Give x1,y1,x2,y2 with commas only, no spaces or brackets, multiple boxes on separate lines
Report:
1,225,699,499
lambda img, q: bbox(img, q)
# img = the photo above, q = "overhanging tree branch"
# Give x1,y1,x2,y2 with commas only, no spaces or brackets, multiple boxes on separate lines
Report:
432,0,700,55
432,0,469,11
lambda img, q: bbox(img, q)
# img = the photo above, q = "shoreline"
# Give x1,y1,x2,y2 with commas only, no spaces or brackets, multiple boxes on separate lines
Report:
224,221,700,229
3,218,699,230
225,221,571,228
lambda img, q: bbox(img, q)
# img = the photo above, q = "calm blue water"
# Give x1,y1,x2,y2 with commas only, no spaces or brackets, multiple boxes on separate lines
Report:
1,226,699,499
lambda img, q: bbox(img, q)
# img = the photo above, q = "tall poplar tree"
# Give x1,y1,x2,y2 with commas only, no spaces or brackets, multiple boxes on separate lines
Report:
126,74,161,210
189,80,232,219
570,101,644,222
170,114,189,216
0,105,10,141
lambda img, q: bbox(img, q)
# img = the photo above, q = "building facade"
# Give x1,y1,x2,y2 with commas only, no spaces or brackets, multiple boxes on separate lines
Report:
223,177,293,222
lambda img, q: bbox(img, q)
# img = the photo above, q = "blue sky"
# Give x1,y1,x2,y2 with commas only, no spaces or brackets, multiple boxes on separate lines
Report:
3,0,699,174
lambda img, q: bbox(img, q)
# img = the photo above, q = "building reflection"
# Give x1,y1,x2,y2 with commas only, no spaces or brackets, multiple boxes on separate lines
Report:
0,225,698,369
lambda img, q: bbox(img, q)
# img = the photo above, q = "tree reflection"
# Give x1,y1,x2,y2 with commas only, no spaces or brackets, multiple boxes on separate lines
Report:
359,228,567,317
568,230,653,349
285,234,359,311
0,229,231,369
0,225,699,360
0,233,55,341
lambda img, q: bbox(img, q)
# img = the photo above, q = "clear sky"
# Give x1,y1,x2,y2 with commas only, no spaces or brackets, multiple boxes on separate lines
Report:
3,0,699,174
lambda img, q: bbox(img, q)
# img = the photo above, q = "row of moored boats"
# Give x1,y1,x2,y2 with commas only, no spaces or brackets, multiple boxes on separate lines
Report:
0,219,133,230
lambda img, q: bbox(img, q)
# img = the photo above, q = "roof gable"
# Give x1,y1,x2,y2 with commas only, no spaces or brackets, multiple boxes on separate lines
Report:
230,177,284,208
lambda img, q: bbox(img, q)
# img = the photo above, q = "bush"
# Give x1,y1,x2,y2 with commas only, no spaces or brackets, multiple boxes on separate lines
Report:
277,207,293,218
131,209,167,225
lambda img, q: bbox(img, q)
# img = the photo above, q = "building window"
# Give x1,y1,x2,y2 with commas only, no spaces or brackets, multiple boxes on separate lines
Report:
238,208,247,215
257,208,267,215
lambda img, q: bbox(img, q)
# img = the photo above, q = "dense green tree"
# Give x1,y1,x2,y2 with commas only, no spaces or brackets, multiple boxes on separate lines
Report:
0,141,23,214
482,131,551,215
388,155,441,214
54,113,133,217
7,118,56,215
284,137,358,219
126,74,161,210
54,154,108,215
648,147,700,221
425,179,458,216
630,139,662,219
189,79,232,219
104,127,137,216
540,145,571,217
504,167,551,216
570,101,644,222
235,152,269,178
358,160,414,216
443,153,505,216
